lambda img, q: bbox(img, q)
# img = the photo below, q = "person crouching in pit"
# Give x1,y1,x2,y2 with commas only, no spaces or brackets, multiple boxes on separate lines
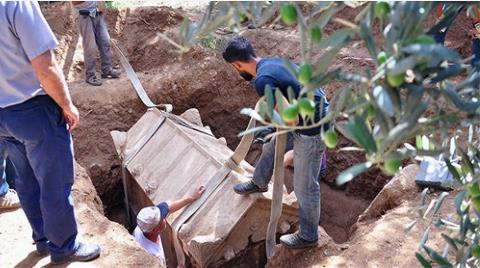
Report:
134,186,205,267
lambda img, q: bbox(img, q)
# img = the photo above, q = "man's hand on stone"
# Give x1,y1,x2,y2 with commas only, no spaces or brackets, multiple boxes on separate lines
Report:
189,186,206,201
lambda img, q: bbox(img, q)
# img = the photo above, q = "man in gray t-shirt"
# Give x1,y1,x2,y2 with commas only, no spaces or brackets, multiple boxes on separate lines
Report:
73,1,120,86
0,1,100,264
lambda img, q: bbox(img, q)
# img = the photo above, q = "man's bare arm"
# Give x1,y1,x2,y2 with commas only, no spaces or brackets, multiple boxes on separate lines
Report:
31,50,79,130
168,186,205,213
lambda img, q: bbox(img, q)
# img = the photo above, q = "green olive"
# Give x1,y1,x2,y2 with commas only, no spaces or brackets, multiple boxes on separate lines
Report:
323,130,338,149
298,98,316,118
298,64,312,85
387,72,406,87
311,26,322,43
377,51,387,65
374,2,390,18
384,159,402,175
282,103,299,123
281,4,297,26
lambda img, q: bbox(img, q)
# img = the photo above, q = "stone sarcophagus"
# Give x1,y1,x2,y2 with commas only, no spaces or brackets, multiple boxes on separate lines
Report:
111,108,298,267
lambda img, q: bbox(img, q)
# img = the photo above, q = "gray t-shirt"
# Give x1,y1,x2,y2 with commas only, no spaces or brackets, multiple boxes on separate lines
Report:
0,1,58,108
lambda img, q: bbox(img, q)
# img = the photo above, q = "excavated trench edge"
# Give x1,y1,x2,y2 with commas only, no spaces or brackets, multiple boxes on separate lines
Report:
74,103,378,266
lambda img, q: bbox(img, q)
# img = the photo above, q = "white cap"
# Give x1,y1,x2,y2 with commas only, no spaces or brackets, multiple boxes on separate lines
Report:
136,206,162,233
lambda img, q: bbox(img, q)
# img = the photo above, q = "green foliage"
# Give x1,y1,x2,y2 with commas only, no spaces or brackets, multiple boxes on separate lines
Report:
162,3,480,266
408,136,480,267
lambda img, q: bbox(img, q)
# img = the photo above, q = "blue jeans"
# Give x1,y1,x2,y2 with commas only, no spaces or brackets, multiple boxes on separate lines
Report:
0,95,78,261
76,13,113,78
254,132,325,241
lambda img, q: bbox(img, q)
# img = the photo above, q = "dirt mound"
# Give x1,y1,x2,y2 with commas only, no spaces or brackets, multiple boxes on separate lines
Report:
0,162,161,267
359,164,420,222
114,6,185,72
270,166,453,268
63,8,387,228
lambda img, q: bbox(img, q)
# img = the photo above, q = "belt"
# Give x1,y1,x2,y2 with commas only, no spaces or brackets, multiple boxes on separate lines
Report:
78,9,102,16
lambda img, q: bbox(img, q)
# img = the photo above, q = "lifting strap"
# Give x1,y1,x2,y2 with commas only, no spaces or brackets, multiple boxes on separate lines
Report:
170,107,258,267
266,132,286,258
111,40,173,112
112,41,285,263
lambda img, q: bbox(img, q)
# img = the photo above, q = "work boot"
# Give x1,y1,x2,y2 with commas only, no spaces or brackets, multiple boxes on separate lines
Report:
280,232,318,249
36,240,49,256
86,75,102,86
101,68,121,79
0,189,20,209
233,180,268,195
50,242,101,265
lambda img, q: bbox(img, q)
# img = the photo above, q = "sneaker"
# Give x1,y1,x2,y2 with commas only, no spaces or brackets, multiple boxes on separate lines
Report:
86,75,102,86
36,240,49,256
233,180,268,195
101,68,121,79
51,242,101,264
0,189,20,209
280,232,318,249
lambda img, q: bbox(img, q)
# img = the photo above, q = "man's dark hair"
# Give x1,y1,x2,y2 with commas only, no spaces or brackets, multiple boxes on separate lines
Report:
222,36,256,63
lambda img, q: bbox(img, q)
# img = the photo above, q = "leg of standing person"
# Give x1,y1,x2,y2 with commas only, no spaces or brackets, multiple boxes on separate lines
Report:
0,96,78,261
3,138,49,254
94,13,120,78
5,157,15,189
76,14,102,86
233,133,293,194
280,132,324,248
0,142,19,209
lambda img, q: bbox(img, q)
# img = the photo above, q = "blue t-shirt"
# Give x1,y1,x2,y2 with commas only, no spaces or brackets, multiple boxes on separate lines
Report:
156,202,170,219
0,1,58,108
255,57,329,136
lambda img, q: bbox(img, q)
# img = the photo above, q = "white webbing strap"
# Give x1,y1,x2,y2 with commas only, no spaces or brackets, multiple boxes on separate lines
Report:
265,132,286,258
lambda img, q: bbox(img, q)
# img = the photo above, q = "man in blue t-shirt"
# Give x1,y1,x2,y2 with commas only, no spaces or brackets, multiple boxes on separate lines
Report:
222,36,329,249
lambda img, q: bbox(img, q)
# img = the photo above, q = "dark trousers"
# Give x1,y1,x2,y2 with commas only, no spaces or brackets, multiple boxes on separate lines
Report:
76,13,113,78
5,158,14,189
0,95,77,261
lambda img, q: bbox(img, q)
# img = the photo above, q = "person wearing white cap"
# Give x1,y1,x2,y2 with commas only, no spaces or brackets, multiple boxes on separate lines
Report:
133,186,205,266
